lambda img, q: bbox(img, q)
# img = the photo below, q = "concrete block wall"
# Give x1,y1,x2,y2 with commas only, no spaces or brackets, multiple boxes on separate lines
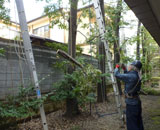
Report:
0,39,98,99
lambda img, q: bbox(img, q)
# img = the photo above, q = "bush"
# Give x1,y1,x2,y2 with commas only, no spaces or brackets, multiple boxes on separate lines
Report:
50,64,101,106
151,77,160,81
45,42,83,55
141,87,160,96
0,86,47,128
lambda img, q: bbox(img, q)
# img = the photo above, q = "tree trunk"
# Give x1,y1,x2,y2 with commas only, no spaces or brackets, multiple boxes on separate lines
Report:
136,20,141,60
141,27,147,75
114,0,122,95
141,28,150,78
97,0,107,102
141,28,145,58
65,0,79,118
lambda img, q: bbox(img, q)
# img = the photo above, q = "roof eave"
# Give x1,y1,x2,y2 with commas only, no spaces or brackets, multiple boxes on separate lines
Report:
124,0,160,46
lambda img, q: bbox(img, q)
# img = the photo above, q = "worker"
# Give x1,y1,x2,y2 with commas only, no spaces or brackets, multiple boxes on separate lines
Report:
114,60,144,130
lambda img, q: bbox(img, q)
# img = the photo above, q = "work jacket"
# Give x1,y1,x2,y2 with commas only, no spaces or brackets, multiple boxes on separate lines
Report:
114,68,141,105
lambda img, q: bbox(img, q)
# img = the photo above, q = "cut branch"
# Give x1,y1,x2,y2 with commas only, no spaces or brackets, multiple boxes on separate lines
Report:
57,49,84,69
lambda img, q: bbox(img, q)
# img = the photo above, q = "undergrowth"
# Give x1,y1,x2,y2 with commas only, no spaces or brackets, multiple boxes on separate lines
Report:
0,86,47,129
50,63,102,107
141,87,160,96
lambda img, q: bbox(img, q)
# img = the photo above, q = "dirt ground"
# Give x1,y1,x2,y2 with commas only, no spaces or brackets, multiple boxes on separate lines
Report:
18,94,160,130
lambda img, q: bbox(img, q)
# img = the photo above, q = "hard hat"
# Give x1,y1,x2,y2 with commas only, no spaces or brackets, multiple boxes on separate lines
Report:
130,60,142,70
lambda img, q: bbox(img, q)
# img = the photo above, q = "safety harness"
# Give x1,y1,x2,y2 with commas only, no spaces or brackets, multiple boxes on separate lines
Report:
125,75,140,99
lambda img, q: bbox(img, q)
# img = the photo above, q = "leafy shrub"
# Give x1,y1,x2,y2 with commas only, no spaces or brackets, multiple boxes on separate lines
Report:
50,64,101,106
0,48,5,56
141,87,160,96
151,77,160,81
45,42,83,55
0,86,46,121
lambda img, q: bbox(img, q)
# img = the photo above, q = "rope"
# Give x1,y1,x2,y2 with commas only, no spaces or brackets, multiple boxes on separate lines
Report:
13,0,27,87
12,4,32,118
13,1,27,61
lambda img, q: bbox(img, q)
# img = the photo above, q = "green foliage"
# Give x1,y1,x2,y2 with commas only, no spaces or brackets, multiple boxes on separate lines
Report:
0,0,10,24
70,125,81,130
120,51,134,64
104,3,124,44
53,60,70,73
45,42,83,55
53,57,86,73
151,77,160,81
50,64,101,105
37,0,68,30
141,87,160,96
152,116,160,125
140,27,159,83
151,82,159,88
45,42,68,52
141,73,151,83
0,48,5,56
0,86,46,119
83,1,132,63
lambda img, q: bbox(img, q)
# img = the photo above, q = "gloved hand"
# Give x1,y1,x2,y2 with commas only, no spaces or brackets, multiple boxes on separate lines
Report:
121,64,126,70
115,64,120,68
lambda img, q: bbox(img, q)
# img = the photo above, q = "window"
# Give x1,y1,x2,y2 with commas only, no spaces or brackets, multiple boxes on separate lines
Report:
33,25,50,38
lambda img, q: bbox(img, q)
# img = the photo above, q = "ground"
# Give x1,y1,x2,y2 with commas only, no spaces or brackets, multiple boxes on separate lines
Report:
143,95,160,130
17,94,160,130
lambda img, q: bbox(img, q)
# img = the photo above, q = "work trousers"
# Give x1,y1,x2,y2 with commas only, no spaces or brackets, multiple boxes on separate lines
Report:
126,102,144,130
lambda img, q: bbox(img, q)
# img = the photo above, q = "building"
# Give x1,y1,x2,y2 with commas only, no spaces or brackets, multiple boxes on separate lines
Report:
0,4,97,55
0,21,20,39
124,0,160,47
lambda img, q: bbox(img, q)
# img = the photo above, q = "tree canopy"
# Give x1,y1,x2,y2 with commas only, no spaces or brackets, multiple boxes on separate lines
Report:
0,0,10,23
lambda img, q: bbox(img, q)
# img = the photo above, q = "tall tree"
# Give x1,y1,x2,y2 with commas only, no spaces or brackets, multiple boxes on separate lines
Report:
141,27,146,75
141,27,158,80
97,0,107,102
141,27,150,78
65,0,79,117
114,0,122,95
136,20,141,60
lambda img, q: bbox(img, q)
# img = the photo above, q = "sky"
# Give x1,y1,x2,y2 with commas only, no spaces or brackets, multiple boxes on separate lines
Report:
9,0,124,22
8,0,47,22
7,0,138,57
9,0,88,21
